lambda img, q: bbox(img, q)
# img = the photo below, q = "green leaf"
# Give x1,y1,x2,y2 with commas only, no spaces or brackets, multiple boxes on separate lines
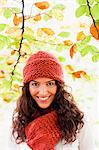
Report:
0,40,5,50
76,0,86,4
76,43,85,51
58,32,70,38
95,0,99,2
43,14,52,21
80,45,90,56
11,7,21,13
3,8,12,18
91,4,99,20
0,24,6,32
85,5,90,16
75,5,87,17
53,4,65,10
57,45,64,52
24,34,36,42
89,0,94,5
90,45,99,54
81,35,91,44
0,34,10,45
92,54,99,62
58,56,65,62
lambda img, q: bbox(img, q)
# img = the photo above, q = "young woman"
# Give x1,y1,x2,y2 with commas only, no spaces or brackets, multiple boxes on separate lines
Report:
12,51,95,150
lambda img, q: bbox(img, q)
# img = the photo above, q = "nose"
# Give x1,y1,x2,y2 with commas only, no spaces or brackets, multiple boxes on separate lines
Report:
38,84,48,96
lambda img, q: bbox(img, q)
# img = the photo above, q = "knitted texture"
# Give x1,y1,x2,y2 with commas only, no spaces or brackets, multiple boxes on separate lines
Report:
25,111,61,150
23,51,64,84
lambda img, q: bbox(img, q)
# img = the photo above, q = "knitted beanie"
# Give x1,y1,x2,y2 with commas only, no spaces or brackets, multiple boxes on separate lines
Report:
23,51,64,84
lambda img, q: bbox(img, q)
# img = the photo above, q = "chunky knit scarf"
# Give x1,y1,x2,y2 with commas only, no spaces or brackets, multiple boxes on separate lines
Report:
25,111,61,150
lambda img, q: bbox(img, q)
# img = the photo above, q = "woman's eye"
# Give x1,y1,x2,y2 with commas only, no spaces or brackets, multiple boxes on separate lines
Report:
47,81,55,86
31,82,39,87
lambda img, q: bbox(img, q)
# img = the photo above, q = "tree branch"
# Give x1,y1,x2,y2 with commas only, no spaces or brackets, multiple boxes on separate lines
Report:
86,0,99,39
10,0,24,87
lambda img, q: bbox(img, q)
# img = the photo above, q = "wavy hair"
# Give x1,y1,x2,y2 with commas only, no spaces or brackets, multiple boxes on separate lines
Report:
12,81,84,144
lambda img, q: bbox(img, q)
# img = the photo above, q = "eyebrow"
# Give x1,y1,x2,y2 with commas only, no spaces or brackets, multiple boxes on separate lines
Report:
32,80,55,83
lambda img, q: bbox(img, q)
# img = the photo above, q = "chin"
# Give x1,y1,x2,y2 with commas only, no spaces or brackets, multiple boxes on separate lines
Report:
38,104,51,109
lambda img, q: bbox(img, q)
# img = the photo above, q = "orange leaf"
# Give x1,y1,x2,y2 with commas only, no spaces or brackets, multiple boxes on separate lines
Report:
34,14,41,21
34,1,49,10
70,44,76,59
76,31,86,41
65,65,74,72
73,71,87,78
63,40,73,46
41,28,54,35
13,14,20,26
90,22,99,40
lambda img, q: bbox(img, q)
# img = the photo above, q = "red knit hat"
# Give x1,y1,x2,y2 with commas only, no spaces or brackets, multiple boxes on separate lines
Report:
23,51,64,84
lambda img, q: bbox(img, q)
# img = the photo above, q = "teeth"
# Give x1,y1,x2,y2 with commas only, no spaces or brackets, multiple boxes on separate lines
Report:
37,96,49,101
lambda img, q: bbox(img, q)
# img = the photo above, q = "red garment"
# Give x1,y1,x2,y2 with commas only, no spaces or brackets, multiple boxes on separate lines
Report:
23,51,64,84
25,111,61,150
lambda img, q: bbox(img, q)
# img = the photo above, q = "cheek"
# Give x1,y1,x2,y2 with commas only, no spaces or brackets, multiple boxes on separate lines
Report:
50,86,57,95
29,87,37,97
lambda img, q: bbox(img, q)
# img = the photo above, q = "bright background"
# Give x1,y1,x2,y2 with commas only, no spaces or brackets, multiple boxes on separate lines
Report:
0,0,99,149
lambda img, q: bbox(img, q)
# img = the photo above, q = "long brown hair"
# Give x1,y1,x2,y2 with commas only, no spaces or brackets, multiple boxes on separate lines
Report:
12,81,84,144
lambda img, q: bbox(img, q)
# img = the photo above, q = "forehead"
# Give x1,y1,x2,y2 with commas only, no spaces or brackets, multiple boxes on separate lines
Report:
32,77,54,83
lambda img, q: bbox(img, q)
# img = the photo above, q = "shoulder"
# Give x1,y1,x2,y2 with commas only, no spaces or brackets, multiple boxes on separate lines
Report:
77,116,96,150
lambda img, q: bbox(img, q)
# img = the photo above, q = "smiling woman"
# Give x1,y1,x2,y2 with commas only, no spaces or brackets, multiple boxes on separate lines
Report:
29,78,57,109
12,51,95,150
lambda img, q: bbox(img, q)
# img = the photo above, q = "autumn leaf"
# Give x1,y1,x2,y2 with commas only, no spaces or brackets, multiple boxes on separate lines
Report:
33,14,41,21
76,31,86,41
63,40,73,46
90,21,99,40
6,58,15,65
70,44,76,58
6,26,21,38
41,28,54,35
72,70,88,78
13,14,20,26
65,65,74,72
34,1,49,10
0,70,5,78
11,50,16,55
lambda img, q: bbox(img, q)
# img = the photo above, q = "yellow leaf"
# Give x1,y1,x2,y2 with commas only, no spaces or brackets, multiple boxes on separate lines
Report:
63,40,73,46
33,14,41,21
76,31,86,41
80,23,86,28
65,65,74,72
34,1,49,10
41,28,54,35
6,26,21,38
6,58,15,65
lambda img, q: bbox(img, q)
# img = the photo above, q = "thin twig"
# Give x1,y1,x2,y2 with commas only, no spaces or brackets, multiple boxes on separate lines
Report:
86,0,99,39
10,0,24,87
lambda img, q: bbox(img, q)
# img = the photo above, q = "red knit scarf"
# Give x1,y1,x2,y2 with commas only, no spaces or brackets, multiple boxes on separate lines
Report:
25,111,61,150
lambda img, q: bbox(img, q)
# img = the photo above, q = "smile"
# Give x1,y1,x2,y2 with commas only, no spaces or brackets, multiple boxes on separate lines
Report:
36,96,50,101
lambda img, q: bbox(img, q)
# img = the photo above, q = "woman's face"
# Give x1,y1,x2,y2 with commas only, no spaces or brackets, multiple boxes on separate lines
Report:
29,78,57,109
